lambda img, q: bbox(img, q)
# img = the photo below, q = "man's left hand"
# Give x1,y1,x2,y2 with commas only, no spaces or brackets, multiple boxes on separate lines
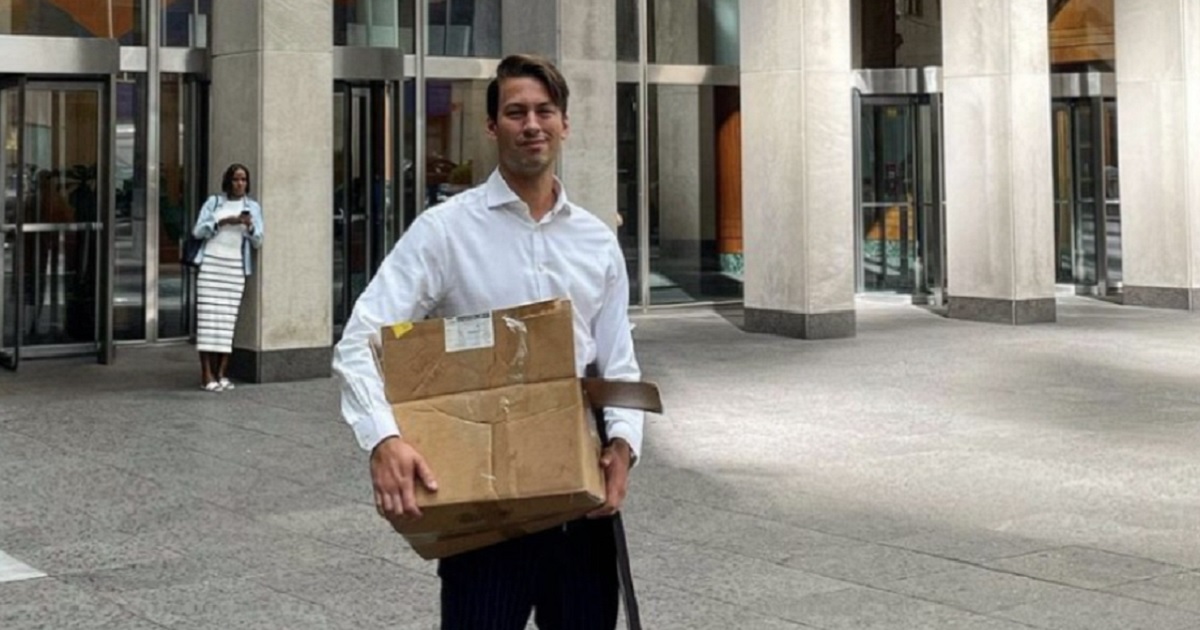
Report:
588,438,632,518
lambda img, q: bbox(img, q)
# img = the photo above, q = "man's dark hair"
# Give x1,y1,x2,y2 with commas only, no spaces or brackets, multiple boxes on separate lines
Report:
221,163,252,196
486,54,570,122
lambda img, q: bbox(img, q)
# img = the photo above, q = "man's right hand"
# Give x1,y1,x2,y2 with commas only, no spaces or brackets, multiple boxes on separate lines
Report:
369,436,438,522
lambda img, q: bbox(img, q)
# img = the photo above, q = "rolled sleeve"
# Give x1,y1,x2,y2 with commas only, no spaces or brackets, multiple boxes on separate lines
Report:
332,212,448,453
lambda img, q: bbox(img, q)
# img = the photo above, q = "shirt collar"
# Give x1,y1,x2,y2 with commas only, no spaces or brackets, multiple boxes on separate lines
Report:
484,169,571,220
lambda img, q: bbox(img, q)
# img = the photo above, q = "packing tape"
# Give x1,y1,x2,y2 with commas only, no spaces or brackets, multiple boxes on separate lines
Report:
503,316,528,384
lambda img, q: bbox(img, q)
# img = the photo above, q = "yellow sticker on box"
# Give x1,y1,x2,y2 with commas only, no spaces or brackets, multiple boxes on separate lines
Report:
390,322,414,338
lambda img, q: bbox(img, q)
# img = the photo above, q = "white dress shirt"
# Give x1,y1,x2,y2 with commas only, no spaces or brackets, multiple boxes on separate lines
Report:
332,169,645,459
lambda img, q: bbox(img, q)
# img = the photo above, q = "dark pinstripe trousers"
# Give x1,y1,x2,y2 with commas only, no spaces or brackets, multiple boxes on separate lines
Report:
438,516,619,630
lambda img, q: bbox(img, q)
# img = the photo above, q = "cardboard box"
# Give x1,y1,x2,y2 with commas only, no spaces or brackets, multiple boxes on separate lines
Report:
380,299,605,559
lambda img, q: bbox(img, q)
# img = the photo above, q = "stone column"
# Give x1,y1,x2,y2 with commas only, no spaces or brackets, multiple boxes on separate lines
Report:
943,0,1056,324
741,1,856,339
210,0,333,382
1114,1,1200,310
556,0,619,229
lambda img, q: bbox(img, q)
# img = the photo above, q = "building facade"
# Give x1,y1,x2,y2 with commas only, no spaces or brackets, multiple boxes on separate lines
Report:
0,0,1196,379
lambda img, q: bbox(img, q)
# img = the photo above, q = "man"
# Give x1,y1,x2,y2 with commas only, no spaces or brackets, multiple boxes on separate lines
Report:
332,54,643,630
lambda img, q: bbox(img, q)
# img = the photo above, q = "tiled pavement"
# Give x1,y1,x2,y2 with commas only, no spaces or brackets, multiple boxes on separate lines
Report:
1,295,1199,629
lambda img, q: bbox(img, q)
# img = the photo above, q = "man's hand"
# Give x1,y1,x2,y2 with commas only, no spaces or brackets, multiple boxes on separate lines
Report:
588,438,632,519
369,436,438,523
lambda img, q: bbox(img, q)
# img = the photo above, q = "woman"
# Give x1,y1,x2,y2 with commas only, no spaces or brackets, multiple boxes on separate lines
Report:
191,164,264,392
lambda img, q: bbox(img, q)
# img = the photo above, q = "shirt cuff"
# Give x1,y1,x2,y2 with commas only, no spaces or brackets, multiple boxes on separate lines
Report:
604,411,644,466
356,407,401,453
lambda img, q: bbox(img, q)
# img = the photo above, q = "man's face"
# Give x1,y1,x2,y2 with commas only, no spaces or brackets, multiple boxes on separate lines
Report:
488,77,569,177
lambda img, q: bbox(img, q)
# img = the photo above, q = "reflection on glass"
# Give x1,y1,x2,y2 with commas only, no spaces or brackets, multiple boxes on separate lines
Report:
616,82,640,304
649,0,739,65
335,0,415,50
159,73,192,338
1074,101,1099,286
114,77,146,340
163,0,210,47
616,0,639,62
647,84,742,305
858,0,942,69
859,102,917,291
2,87,19,355
424,80,493,208
428,0,500,57
22,87,106,345
0,0,145,44
1050,0,1115,71
1053,98,1123,288
333,88,347,327
334,81,412,330
1052,106,1074,283
1102,101,1120,284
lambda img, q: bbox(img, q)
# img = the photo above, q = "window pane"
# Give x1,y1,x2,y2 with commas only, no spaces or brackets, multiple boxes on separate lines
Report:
616,0,639,62
0,0,145,44
648,84,742,305
115,76,146,340
649,0,739,66
335,0,415,51
427,0,500,57
857,0,942,69
616,82,640,305
1050,0,1115,71
158,73,195,338
424,80,493,208
163,0,210,47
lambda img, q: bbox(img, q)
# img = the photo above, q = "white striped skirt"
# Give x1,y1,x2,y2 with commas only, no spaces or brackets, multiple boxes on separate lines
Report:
196,252,246,354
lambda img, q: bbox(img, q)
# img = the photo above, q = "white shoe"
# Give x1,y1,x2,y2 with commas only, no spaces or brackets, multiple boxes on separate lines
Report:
218,378,235,391
203,381,222,392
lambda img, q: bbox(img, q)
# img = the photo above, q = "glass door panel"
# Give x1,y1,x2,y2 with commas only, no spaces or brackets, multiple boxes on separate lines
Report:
859,100,917,292
0,80,110,368
157,73,200,339
333,84,350,329
333,80,409,334
1102,100,1121,286
915,97,945,300
1052,104,1074,283
1,79,25,369
856,95,944,298
1052,98,1120,293
113,76,146,341
1072,100,1099,286
21,86,105,351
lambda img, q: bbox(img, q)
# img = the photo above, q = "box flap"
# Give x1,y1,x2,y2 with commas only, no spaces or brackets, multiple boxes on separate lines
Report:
381,299,576,404
388,378,604,536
